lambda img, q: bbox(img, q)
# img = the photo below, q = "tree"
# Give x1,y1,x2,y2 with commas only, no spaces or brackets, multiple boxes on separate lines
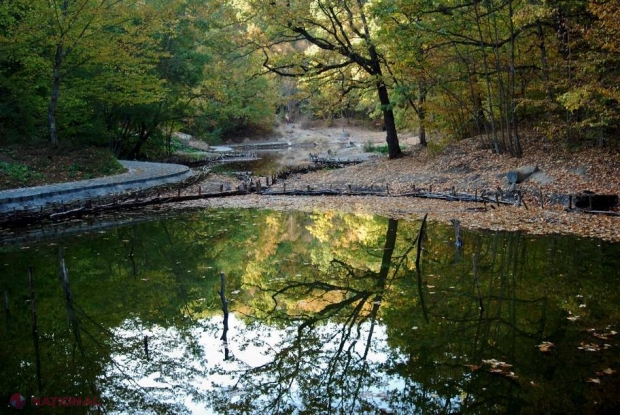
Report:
1,2,55,140
247,0,403,158
44,0,169,145
102,0,278,158
1,0,170,146
557,0,620,146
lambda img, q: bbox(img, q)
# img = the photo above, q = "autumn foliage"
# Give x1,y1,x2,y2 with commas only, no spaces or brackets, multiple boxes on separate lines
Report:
1,1,619,158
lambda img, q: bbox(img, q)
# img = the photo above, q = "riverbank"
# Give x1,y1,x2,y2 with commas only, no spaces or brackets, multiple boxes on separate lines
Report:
2,123,619,241
160,125,620,241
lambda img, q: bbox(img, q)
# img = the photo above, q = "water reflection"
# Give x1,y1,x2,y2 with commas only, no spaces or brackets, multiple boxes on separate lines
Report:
1,210,619,414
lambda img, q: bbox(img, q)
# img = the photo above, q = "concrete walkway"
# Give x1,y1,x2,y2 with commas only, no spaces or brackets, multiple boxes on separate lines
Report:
0,161,194,214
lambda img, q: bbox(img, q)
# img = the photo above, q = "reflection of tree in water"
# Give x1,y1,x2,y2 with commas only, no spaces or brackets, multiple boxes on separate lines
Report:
382,227,620,415
208,216,620,415
382,230,535,414
208,218,425,414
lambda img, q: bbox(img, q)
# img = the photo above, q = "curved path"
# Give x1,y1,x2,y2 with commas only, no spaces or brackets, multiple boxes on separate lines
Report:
0,161,194,214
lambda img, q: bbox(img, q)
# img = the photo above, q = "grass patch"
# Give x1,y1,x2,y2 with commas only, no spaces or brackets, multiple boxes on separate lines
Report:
363,141,405,154
0,161,45,184
0,142,125,190
171,137,203,154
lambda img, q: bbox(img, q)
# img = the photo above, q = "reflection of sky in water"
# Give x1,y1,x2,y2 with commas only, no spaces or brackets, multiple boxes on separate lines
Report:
103,313,435,414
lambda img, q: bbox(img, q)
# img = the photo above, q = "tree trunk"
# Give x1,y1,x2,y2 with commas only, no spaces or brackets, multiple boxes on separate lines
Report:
508,0,522,156
536,21,552,104
128,122,151,160
474,2,501,154
49,44,64,145
418,83,427,146
360,11,402,159
49,0,70,145
377,83,402,159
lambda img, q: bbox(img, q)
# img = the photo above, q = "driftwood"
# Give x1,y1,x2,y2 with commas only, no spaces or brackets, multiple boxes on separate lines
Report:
274,163,334,180
164,151,260,168
400,191,514,205
1,184,520,229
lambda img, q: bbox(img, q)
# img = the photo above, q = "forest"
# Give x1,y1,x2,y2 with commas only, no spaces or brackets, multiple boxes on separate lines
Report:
0,0,618,160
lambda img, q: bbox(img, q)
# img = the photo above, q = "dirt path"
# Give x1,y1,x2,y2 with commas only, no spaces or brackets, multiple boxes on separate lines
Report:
184,119,420,168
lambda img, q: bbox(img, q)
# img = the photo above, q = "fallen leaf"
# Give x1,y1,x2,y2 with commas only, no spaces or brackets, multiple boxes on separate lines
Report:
578,342,609,352
537,341,554,352
587,378,601,384
482,359,514,371
593,331,617,340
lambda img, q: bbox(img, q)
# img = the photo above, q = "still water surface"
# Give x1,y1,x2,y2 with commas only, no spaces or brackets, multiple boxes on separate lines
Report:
1,209,619,414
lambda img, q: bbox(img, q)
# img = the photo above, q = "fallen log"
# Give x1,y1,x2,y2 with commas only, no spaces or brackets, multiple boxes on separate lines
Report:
262,189,342,196
399,191,514,205
0,186,522,229
309,154,364,167
1,190,249,227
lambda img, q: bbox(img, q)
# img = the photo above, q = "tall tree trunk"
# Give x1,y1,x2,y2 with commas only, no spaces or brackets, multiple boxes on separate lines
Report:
536,21,552,105
474,2,501,154
360,6,402,159
49,0,70,145
418,83,427,146
508,0,521,156
377,83,402,159
49,44,64,145
487,1,510,154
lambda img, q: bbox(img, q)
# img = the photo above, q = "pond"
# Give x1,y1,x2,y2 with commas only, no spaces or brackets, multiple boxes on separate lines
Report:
1,209,619,414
